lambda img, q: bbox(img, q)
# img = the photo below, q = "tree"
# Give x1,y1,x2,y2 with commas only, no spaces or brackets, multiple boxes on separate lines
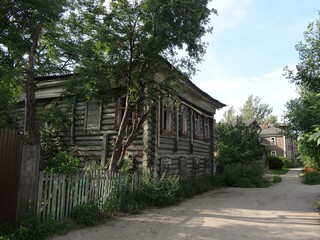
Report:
221,105,237,124
239,95,273,124
284,14,320,167
215,117,265,170
0,0,70,145
264,115,278,125
64,0,216,171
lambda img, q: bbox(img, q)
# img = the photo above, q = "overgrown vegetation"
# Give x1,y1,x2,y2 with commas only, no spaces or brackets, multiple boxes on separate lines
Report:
272,175,282,184
71,202,102,226
215,118,267,187
303,171,320,185
219,162,269,188
0,211,73,240
284,14,320,170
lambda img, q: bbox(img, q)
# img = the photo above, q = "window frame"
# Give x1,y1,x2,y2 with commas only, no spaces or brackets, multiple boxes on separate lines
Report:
193,112,203,139
204,117,210,141
161,104,174,135
270,150,277,157
179,105,189,138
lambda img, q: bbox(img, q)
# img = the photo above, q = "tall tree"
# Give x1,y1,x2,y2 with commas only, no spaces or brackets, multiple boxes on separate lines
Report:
239,95,273,124
284,14,320,167
65,0,216,171
0,0,69,145
221,105,237,124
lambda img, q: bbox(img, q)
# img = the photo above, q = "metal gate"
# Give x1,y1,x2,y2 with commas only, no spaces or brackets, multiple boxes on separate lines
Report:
0,129,23,224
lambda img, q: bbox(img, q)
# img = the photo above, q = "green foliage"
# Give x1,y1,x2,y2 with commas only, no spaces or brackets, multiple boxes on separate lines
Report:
269,168,289,175
104,170,181,214
139,170,180,207
44,151,79,175
268,156,285,170
220,162,268,188
104,174,142,214
71,202,101,226
303,171,320,185
284,14,320,167
178,175,223,199
0,223,15,240
14,210,73,240
37,103,70,164
63,0,216,170
215,118,265,172
272,175,282,184
239,95,273,124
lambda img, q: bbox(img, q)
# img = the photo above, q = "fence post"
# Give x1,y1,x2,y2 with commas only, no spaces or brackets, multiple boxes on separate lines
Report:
17,145,40,221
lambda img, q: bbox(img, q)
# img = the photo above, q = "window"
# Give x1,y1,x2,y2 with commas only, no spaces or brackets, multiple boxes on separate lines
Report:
85,100,102,131
161,104,174,134
179,105,188,137
270,137,276,145
204,117,210,140
194,112,202,138
271,151,277,157
114,96,126,129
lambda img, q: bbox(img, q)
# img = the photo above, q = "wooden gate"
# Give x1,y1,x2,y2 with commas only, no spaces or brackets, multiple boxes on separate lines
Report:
0,129,23,225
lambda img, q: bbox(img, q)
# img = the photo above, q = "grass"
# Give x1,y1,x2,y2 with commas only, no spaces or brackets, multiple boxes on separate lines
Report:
272,175,282,183
269,168,289,175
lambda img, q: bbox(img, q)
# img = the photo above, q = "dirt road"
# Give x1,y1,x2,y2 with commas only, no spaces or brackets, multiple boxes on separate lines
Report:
51,168,320,240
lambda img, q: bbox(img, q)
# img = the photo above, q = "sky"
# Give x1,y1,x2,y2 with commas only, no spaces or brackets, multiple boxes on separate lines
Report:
191,0,320,122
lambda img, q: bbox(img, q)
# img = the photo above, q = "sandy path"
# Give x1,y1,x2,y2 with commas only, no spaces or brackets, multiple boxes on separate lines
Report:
51,168,320,240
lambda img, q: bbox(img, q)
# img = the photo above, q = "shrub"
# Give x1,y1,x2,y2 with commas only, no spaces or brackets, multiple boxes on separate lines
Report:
44,151,80,175
220,162,267,188
138,170,180,207
303,171,320,185
272,176,282,183
178,175,223,199
268,156,284,170
71,202,101,226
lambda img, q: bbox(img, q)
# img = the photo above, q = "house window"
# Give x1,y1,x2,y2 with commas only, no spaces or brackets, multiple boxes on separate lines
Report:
161,104,174,134
270,137,276,145
114,96,126,129
194,112,202,138
179,105,188,137
204,117,210,140
271,151,277,157
85,100,102,131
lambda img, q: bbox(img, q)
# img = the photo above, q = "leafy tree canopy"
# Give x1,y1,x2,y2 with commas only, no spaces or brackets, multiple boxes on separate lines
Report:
215,117,265,171
284,13,320,167
62,0,216,170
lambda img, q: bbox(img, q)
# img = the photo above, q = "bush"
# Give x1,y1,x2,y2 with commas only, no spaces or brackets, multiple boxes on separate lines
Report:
303,171,320,185
268,156,284,170
44,151,80,175
220,162,267,188
138,170,181,207
71,202,101,226
278,156,294,168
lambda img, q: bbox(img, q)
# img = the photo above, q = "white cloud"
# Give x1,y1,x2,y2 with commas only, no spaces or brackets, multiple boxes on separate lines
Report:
195,66,299,122
209,0,253,32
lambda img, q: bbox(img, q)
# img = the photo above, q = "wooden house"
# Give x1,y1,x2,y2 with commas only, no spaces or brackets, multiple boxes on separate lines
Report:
29,74,225,178
259,123,298,166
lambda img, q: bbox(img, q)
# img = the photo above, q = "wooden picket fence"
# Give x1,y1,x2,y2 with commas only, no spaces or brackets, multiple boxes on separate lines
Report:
36,171,139,220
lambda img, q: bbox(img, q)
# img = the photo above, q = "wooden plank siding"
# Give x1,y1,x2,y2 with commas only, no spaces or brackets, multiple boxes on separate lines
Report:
25,75,225,178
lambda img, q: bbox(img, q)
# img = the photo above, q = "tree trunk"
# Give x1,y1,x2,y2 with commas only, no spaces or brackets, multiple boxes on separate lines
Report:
25,23,42,148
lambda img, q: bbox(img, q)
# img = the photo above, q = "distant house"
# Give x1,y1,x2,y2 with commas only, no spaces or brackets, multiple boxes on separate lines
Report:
26,74,225,178
259,123,297,166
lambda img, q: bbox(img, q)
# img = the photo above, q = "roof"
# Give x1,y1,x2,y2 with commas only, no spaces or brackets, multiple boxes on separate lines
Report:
31,74,226,114
259,125,284,136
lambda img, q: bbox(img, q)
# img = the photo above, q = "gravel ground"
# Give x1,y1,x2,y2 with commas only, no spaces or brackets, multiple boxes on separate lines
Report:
50,168,320,240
